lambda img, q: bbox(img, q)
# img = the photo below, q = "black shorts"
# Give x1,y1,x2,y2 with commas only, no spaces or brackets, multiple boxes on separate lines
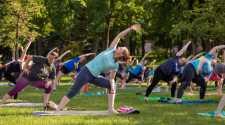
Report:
116,73,124,79
144,68,150,79
60,65,69,74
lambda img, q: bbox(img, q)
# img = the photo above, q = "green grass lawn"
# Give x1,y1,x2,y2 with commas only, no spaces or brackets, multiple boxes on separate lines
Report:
0,76,225,125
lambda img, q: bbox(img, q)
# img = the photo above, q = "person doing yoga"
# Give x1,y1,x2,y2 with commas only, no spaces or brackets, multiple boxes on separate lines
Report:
144,41,191,100
53,24,140,114
176,45,225,103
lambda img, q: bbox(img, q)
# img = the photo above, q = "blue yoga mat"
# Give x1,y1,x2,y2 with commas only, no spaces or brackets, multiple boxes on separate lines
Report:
161,100,218,105
197,111,225,117
209,89,225,91
67,91,123,96
0,84,15,86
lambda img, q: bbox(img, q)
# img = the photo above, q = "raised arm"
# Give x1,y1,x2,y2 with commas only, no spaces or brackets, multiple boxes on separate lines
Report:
186,55,194,61
176,41,191,56
57,50,71,60
189,52,206,62
79,53,96,58
213,50,220,61
47,47,58,58
129,57,136,66
139,51,151,65
148,60,156,68
223,50,225,63
209,45,225,55
110,24,141,47
19,35,35,61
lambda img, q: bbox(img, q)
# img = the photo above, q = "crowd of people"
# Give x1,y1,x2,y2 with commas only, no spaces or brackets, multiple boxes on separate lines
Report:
0,24,225,117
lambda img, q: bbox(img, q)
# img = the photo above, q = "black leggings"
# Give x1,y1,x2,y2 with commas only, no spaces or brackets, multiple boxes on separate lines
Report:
0,67,18,99
177,63,207,99
145,68,177,97
125,73,141,83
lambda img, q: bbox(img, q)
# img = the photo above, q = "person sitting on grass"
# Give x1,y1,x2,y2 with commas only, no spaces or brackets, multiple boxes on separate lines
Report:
53,24,140,115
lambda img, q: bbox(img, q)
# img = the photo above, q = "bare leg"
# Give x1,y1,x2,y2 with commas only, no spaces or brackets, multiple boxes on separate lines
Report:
219,81,223,95
103,88,107,94
53,96,71,114
146,77,150,88
166,85,170,92
138,80,143,88
108,94,119,114
215,95,225,117
129,79,138,85
53,71,64,91
209,80,213,86
0,94,11,105
188,86,193,92
7,81,11,86
44,93,50,106
121,82,126,89
80,84,86,94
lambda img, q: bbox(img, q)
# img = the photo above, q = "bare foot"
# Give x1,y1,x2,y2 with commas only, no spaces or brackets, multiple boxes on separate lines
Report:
215,113,225,118
108,110,119,114
144,97,149,100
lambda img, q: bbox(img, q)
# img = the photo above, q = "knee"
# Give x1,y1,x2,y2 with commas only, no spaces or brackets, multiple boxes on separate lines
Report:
45,84,52,94
66,90,77,99
8,91,17,97
180,81,187,88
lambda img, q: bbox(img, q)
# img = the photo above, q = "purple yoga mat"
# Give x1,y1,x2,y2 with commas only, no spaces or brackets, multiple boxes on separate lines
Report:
2,103,43,107
184,93,224,96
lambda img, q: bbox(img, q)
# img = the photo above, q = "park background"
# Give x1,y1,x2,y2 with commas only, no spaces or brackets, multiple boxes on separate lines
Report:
0,0,225,125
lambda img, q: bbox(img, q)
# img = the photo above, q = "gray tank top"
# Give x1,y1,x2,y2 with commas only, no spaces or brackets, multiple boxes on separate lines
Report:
214,63,225,75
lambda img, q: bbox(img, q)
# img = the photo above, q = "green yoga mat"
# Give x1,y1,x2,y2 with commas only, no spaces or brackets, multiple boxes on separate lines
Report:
139,96,191,101
197,111,225,117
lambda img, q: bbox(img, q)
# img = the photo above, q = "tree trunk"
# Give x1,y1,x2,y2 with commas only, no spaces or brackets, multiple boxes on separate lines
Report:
204,39,211,53
90,34,100,60
133,41,136,55
130,40,133,55
12,50,15,61
102,0,114,51
15,14,20,60
191,41,197,55
38,36,43,56
141,35,145,58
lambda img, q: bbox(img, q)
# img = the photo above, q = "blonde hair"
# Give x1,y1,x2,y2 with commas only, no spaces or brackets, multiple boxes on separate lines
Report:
119,47,131,65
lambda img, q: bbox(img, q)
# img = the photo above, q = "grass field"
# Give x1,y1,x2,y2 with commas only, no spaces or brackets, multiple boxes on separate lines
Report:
0,76,225,125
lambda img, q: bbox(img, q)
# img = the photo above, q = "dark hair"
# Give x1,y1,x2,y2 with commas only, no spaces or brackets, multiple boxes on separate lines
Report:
53,48,60,54
80,57,86,66
50,52,58,59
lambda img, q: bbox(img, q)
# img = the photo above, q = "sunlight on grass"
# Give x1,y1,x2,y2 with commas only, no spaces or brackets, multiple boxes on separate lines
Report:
1,76,225,124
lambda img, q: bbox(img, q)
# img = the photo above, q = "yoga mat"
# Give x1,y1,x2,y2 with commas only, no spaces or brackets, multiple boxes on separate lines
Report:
209,89,225,91
184,93,223,96
0,99,28,103
161,100,218,105
117,87,145,89
32,109,140,116
197,111,225,117
0,84,15,86
2,103,43,107
66,91,123,96
139,96,191,101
